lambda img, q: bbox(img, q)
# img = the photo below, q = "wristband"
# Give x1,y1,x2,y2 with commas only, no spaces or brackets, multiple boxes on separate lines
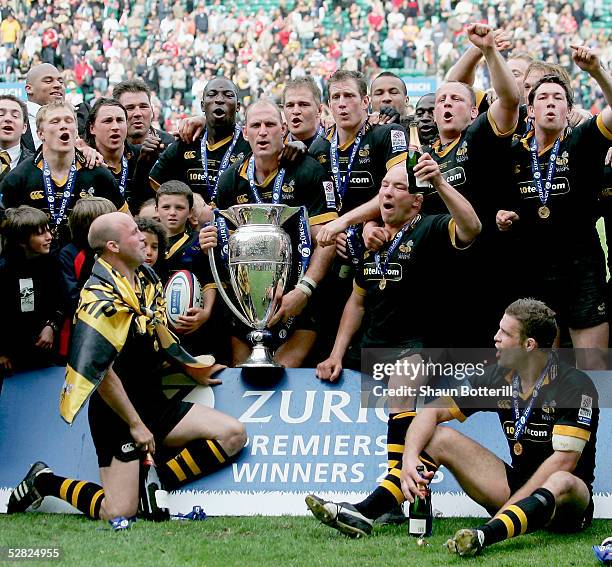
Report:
300,276,317,293
295,282,312,298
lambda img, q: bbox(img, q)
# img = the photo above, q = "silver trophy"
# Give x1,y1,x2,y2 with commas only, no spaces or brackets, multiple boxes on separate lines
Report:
209,204,301,368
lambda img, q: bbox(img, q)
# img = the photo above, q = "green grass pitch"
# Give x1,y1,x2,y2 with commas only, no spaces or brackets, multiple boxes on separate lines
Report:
1,515,610,566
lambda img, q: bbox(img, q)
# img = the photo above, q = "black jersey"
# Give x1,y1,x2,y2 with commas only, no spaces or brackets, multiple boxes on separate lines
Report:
1,153,127,248
448,359,598,489
159,229,213,291
504,115,612,263
354,214,464,347
149,130,251,207
217,153,338,226
309,122,408,213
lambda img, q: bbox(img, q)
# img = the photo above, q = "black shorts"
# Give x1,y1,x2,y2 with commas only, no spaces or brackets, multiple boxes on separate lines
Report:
501,463,593,532
520,256,607,329
88,394,193,468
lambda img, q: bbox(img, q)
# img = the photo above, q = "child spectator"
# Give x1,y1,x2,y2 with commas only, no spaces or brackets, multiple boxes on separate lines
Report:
136,216,167,274
58,197,117,356
137,197,160,222
0,206,65,373
155,180,230,363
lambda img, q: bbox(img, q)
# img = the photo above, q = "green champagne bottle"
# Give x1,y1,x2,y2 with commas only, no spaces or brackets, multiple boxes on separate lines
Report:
408,464,433,537
407,122,429,193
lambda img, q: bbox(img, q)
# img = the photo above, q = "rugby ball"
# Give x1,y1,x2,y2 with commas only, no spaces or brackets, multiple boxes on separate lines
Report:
164,270,203,332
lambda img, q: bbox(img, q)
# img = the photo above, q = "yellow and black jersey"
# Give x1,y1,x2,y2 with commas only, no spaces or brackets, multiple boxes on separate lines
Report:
217,153,338,227
149,131,251,207
158,229,214,293
353,213,465,347
424,110,515,223
1,153,127,248
504,114,612,261
447,359,598,490
309,122,408,214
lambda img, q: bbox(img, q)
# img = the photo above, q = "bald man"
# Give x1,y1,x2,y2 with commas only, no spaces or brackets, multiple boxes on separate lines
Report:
199,99,339,368
23,63,91,152
7,211,246,524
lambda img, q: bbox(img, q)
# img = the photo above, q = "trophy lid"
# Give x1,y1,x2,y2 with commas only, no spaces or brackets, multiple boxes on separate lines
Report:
220,204,301,227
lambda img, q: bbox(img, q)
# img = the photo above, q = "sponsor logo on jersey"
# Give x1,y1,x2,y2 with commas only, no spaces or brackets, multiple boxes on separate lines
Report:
187,169,207,183
503,421,551,441
518,177,570,198
363,261,402,282
30,190,44,199
441,166,466,187
184,151,197,159
347,171,374,187
237,194,250,204
390,130,407,152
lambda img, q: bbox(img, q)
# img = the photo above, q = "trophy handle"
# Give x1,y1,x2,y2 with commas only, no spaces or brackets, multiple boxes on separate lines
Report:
208,246,253,329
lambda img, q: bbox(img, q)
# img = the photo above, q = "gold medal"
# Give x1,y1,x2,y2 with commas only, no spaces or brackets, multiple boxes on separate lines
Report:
513,442,523,456
379,278,387,290
538,205,550,219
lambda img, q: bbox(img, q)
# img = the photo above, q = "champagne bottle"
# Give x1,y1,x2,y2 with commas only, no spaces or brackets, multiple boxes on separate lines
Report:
140,452,170,522
408,464,433,537
407,122,429,192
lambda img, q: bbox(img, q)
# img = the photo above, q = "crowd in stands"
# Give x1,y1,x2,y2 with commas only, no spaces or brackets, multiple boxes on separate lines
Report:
0,0,610,131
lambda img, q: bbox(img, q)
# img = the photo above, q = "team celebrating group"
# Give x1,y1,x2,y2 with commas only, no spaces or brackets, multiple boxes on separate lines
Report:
2,21,611,557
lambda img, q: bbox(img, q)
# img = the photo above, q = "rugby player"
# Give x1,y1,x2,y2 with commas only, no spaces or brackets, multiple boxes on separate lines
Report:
199,99,338,367
7,212,246,522
282,76,324,148
149,76,251,208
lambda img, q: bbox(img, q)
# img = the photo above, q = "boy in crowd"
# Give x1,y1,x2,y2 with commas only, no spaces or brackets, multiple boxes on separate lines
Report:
156,181,229,363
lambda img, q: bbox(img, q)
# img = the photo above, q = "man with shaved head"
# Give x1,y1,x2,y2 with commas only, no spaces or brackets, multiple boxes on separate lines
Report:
199,98,339,367
23,63,91,152
7,211,246,524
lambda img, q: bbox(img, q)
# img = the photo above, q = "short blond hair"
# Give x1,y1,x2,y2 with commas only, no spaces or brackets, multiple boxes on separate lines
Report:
36,101,77,134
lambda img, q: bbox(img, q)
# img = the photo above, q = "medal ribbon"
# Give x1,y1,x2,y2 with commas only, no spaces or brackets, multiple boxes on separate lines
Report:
330,124,365,198
345,224,364,266
529,136,560,209
511,355,552,443
374,215,421,283
117,153,128,197
201,126,241,203
42,156,77,228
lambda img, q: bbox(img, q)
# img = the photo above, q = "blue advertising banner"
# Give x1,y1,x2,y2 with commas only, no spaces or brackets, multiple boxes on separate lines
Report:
1,367,610,517
0,82,26,100
401,76,438,98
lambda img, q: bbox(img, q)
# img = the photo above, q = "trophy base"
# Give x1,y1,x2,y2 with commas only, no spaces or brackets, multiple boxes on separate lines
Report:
239,344,283,369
